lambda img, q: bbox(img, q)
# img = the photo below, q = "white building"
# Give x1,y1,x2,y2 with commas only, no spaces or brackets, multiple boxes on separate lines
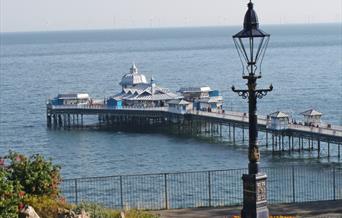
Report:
168,99,193,114
196,96,223,112
178,86,224,112
178,86,212,101
267,111,289,130
54,93,90,105
119,64,148,89
300,109,322,126
112,64,179,107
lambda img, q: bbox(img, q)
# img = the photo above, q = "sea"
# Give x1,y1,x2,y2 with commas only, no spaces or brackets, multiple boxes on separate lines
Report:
0,24,341,178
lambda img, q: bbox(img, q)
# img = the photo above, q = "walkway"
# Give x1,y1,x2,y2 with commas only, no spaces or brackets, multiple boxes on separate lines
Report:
152,200,342,218
48,105,342,139
190,110,342,139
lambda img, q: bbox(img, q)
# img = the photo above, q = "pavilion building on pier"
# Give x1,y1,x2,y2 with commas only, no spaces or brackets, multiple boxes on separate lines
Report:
267,111,290,130
108,64,180,108
300,109,322,126
51,93,90,106
178,86,224,112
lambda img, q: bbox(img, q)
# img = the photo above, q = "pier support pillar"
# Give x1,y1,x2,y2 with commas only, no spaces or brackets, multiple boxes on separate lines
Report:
63,114,66,128
68,114,71,128
47,115,52,128
288,136,291,153
220,124,222,138
106,114,109,126
81,114,84,127
178,122,181,135
228,123,231,139
58,115,62,127
301,137,304,151
233,124,236,144
277,135,280,151
53,114,57,128
272,134,274,152
317,138,320,158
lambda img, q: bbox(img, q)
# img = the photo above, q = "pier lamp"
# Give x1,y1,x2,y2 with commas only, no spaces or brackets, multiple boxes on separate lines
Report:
231,1,272,218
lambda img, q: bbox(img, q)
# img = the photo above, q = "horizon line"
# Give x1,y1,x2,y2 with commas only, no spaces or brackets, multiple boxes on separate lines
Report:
1,21,341,34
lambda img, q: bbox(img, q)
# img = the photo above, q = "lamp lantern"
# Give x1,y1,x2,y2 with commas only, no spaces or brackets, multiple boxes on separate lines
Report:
233,1,270,76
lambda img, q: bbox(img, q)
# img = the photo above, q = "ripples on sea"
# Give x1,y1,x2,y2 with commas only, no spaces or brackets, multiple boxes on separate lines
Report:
0,24,341,177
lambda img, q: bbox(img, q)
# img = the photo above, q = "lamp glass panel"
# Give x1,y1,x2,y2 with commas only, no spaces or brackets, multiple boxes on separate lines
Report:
234,35,269,74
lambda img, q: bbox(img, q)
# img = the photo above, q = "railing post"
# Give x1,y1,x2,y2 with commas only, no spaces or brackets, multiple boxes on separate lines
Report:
75,179,78,205
208,171,212,207
120,176,124,209
333,167,336,201
164,173,168,209
292,166,295,203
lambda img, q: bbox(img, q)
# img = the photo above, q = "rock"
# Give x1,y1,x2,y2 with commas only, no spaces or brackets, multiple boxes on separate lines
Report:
57,208,90,218
120,211,126,218
76,209,89,218
19,205,40,218
57,208,77,218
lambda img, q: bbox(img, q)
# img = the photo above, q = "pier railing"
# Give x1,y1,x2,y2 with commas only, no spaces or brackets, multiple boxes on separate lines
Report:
48,104,342,138
60,165,342,210
49,104,169,111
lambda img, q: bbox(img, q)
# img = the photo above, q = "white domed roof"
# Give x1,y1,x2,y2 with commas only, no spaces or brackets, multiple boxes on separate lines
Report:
120,64,148,87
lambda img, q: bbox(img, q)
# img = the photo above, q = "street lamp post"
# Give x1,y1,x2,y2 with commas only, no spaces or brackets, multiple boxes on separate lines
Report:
231,1,272,218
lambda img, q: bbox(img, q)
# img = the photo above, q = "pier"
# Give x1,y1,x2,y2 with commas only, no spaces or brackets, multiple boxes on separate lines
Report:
47,104,342,159
46,64,342,159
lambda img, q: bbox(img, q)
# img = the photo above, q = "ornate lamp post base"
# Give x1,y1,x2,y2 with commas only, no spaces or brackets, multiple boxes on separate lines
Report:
241,171,269,218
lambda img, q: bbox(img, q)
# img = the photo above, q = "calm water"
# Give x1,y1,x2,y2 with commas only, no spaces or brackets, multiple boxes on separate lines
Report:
0,24,341,178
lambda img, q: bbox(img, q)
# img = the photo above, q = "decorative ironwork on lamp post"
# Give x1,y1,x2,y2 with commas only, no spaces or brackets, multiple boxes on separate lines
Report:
231,1,272,217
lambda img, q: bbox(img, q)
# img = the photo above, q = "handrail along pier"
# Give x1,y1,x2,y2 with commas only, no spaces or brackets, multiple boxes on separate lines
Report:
47,104,342,159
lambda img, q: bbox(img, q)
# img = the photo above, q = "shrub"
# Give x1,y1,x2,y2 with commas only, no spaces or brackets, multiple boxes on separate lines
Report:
0,167,22,218
1,152,158,218
6,150,61,198
74,202,121,218
0,151,61,217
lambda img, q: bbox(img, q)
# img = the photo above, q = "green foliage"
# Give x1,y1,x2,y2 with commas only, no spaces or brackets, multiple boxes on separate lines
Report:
0,167,22,218
0,150,61,217
1,151,158,218
125,209,159,218
7,150,61,198
75,202,121,218
74,202,159,218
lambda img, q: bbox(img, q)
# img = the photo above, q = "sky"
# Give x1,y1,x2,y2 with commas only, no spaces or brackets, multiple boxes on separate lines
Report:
0,0,341,32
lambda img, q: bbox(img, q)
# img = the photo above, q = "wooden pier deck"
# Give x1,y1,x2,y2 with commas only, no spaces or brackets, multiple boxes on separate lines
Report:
47,105,342,158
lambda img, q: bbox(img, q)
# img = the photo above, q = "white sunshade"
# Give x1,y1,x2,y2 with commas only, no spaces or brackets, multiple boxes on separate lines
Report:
300,109,322,116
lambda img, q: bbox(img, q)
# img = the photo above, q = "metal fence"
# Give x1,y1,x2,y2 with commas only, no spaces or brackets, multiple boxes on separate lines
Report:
60,165,342,210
